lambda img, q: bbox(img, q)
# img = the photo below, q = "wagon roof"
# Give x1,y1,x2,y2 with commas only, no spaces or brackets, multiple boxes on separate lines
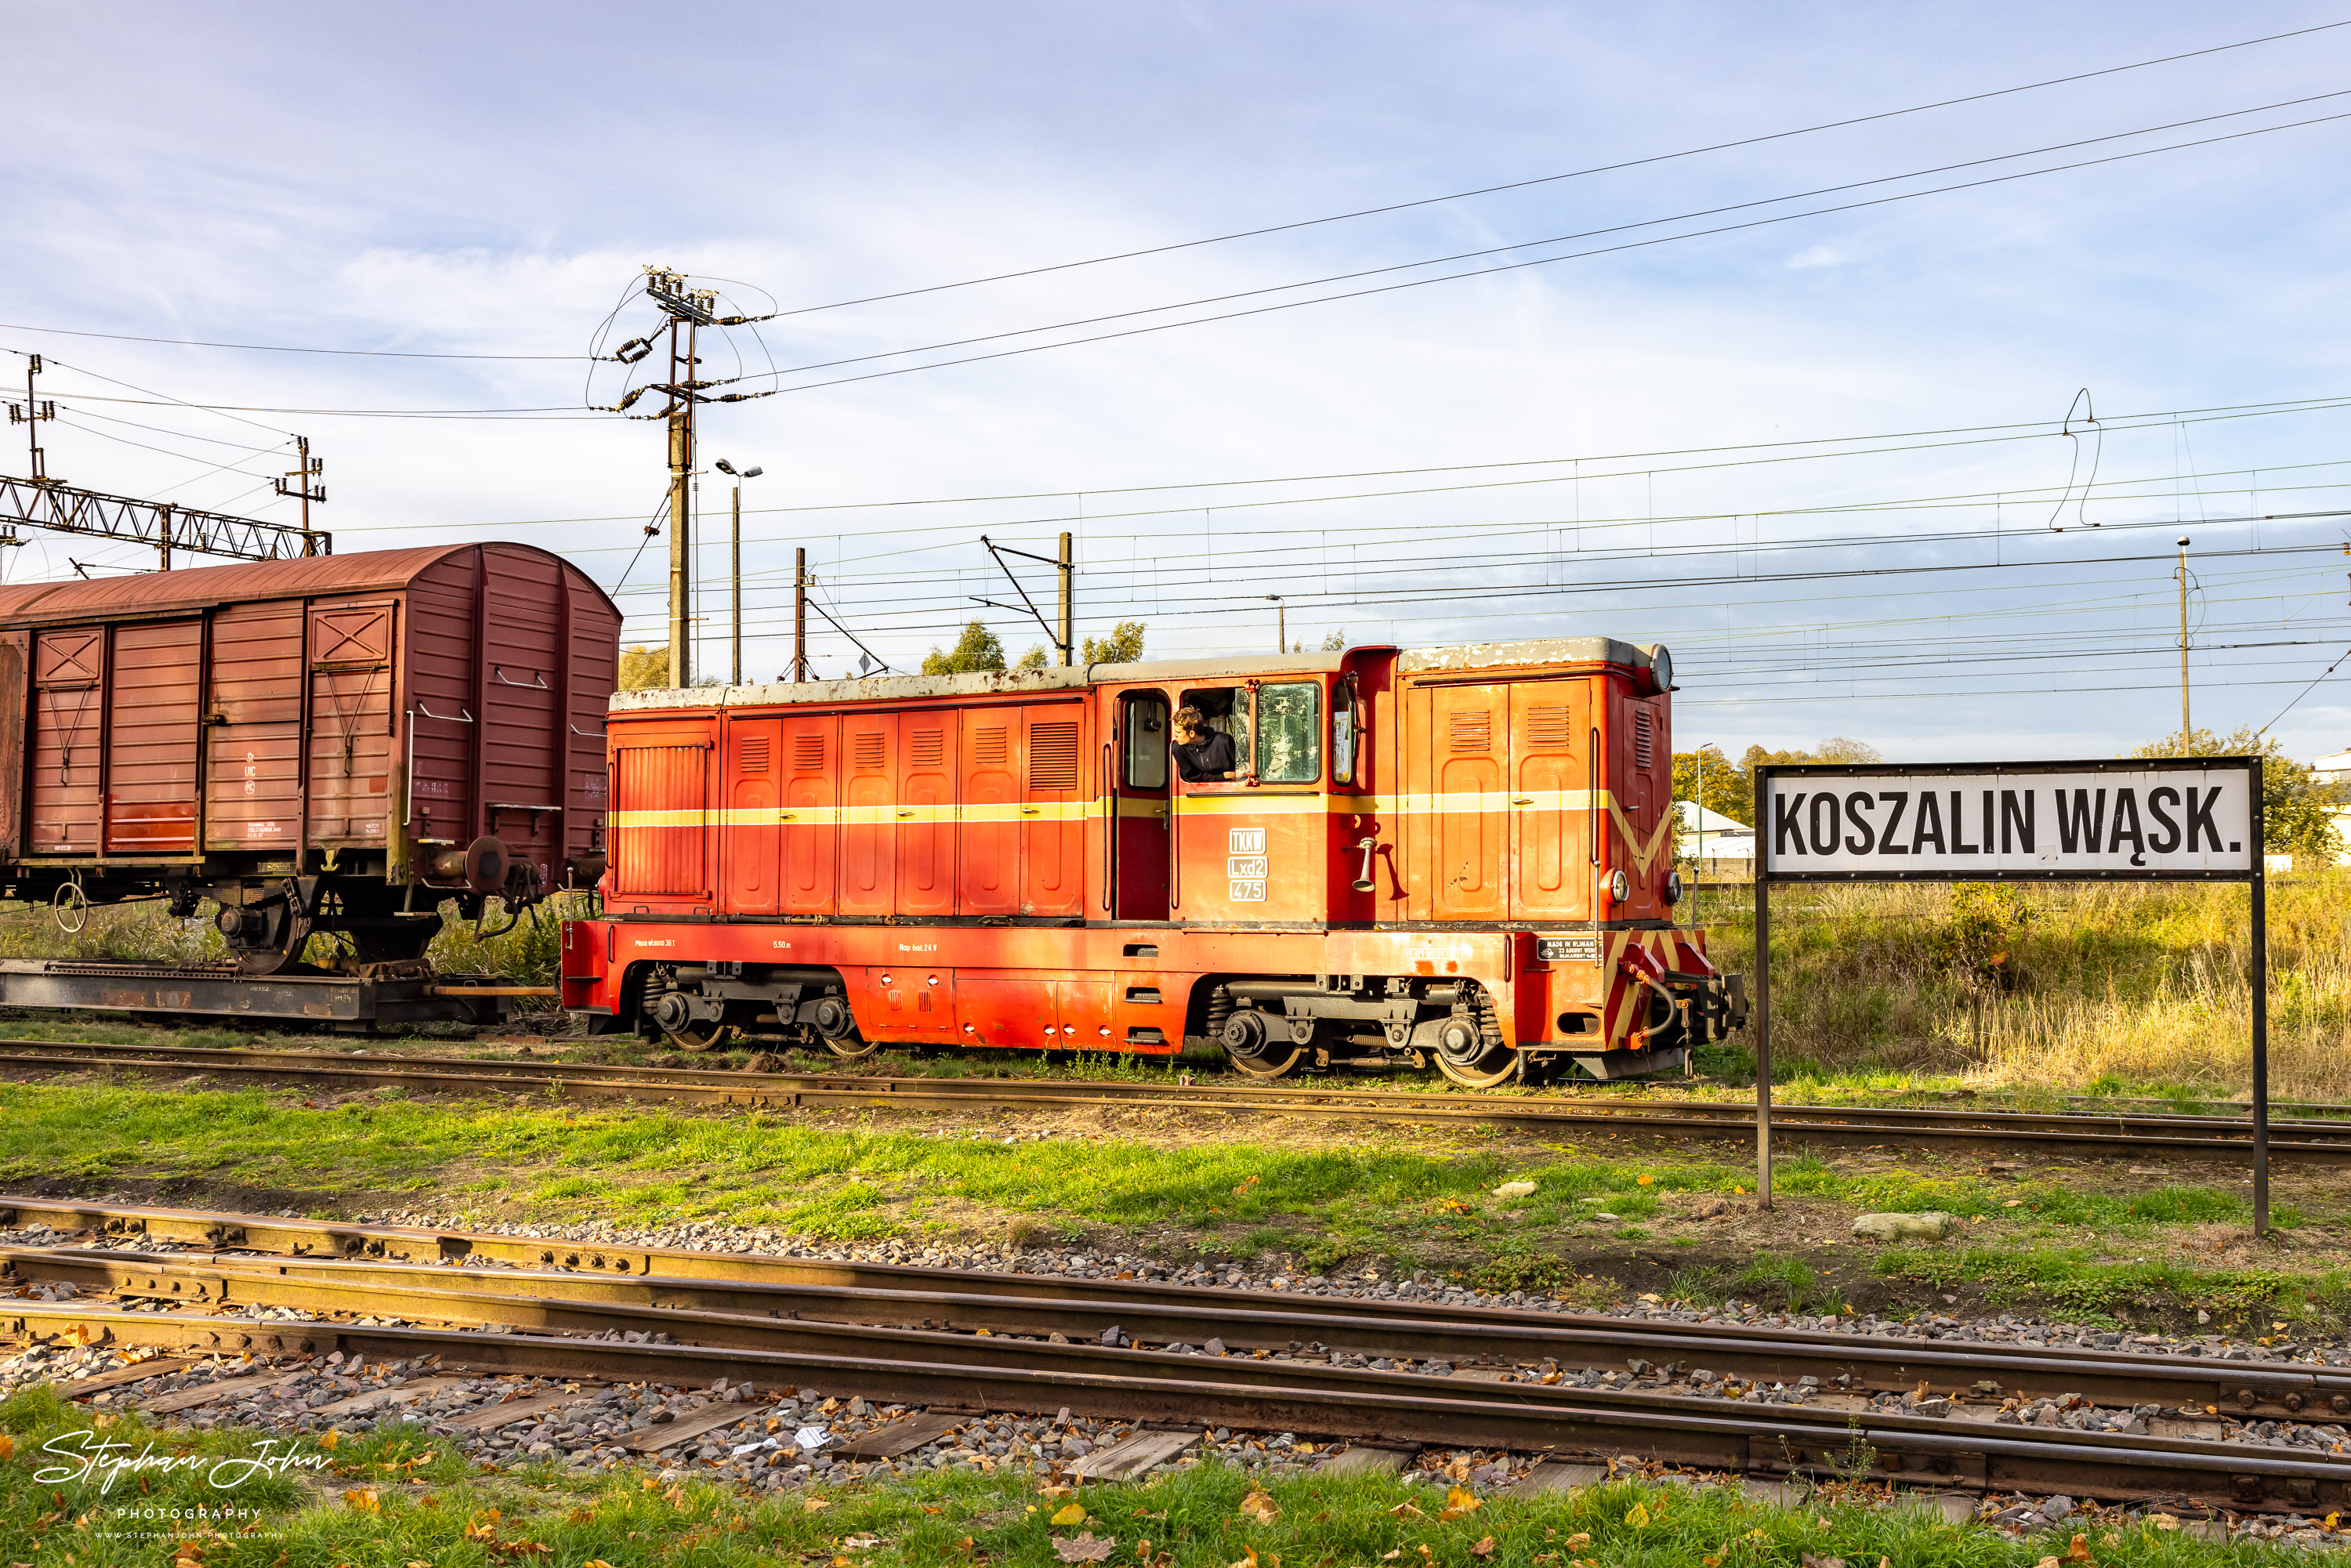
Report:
611,637,1661,712
0,543,616,627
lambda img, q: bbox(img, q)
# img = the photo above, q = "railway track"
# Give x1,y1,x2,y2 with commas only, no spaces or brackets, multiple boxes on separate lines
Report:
5,1197,2349,1512
2,1034,2347,1161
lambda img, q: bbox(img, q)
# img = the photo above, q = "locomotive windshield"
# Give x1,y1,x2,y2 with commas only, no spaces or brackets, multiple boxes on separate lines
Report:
1255,683,1321,783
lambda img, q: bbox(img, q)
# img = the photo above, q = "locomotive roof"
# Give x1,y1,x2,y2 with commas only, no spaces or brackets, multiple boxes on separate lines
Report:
612,636,1661,711
0,543,615,627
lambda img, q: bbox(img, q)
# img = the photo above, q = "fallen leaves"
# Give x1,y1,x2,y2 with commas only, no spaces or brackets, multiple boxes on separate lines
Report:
342,1490,379,1515
1625,1503,1650,1529
803,1497,832,1514
1797,1555,1844,1568
1437,1487,1482,1523
1469,1538,1496,1559
0,1436,12,1461
1050,1534,1115,1563
1237,1491,1280,1524
1051,1503,1089,1528
318,1430,339,1451
2064,1534,2095,1563
1386,1501,1425,1521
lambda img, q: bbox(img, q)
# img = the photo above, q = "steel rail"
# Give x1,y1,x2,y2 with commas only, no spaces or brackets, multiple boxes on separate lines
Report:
5,1242,2338,1421
2,1037,2349,1159
5,1297,2343,1511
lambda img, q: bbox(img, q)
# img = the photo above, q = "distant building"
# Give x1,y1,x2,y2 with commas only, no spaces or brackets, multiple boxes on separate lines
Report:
1675,801,1755,877
2317,746,2351,867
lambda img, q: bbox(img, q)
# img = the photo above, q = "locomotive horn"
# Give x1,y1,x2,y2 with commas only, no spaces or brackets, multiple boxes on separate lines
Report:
1350,835,1378,893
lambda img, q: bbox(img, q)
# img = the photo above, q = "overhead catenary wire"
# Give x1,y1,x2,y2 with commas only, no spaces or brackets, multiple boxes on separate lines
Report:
750,18,2351,320
721,92,2351,393
694,106,2351,401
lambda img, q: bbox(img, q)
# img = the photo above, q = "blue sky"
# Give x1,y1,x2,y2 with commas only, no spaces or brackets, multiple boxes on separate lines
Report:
4,1,2349,762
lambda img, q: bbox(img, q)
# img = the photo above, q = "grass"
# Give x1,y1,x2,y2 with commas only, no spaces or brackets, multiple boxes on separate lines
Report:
1691,871,2351,1100
4,1078,2340,1328
0,1382,2302,1566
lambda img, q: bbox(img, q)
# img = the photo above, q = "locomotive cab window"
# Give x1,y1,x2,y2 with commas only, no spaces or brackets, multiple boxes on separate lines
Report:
1331,676,1358,785
1176,687,1248,784
1255,683,1320,783
1123,694,1168,788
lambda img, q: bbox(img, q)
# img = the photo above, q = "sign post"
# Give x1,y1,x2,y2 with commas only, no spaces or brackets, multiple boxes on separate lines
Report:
1751,758,2268,1229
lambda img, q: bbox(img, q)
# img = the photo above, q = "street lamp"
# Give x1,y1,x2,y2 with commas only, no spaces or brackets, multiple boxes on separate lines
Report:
1266,594,1284,654
716,459,764,685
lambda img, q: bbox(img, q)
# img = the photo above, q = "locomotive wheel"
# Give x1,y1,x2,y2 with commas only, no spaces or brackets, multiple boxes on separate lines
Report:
1436,1047,1522,1089
1225,1041,1306,1079
664,1020,733,1052
820,1034,882,1062
1219,1009,1303,1079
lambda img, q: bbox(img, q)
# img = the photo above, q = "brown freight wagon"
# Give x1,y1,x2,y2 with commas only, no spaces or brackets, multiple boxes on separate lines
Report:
0,544,620,972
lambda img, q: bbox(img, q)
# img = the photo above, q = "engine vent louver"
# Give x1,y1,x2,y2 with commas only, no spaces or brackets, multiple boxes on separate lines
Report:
853,732,886,770
792,733,825,771
1448,709,1493,755
739,736,770,773
1030,722,1079,790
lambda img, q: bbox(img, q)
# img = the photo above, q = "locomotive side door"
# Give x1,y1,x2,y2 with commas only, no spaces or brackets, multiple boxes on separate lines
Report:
1506,681,1593,921
723,717,782,915
107,619,204,855
1113,690,1171,921
1422,681,1507,921
778,712,838,914
838,712,897,917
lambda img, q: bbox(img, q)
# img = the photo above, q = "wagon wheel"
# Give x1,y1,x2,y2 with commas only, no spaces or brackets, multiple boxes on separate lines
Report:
223,885,315,976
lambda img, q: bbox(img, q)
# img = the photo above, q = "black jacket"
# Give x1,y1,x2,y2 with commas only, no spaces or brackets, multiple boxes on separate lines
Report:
1174,730,1237,781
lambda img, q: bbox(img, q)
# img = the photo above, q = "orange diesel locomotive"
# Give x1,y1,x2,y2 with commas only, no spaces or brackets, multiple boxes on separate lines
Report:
560,638,1744,1085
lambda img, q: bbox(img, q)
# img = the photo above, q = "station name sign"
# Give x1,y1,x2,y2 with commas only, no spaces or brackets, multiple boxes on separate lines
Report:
1758,759,2259,881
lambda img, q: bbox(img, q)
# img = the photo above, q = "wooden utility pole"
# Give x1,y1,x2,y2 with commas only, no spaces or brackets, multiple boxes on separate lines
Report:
665,315,697,690
1056,531,1074,665
793,548,808,682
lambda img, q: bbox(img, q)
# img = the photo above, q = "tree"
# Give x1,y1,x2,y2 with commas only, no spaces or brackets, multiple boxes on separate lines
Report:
1734,737,1882,809
1015,646,1050,670
617,644,670,692
2126,726,2349,862
922,620,1006,675
1320,628,1349,651
1081,621,1147,664
1672,744,1749,824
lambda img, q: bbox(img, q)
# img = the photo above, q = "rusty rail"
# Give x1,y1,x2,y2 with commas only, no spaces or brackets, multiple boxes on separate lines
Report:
5,1289,2345,1512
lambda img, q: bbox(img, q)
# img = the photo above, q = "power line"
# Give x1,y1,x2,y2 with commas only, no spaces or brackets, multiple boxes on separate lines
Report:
0,321,589,360
731,93,2351,392
759,18,2351,320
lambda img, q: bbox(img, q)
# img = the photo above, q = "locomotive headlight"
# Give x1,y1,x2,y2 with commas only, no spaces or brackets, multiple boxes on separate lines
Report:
1643,644,1675,694
1665,870,1684,905
1609,869,1630,903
